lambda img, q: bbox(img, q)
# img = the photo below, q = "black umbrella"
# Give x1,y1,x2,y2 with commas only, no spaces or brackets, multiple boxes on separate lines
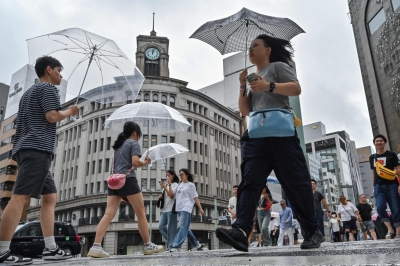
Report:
190,7,305,64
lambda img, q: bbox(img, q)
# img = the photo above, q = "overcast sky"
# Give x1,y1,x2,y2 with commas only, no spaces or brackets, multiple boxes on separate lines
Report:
0,0,373,148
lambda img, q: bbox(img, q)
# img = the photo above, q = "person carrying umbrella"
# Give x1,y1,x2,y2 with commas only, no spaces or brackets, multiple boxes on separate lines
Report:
216,34,324,251
88,121,163,258
0,56,79,264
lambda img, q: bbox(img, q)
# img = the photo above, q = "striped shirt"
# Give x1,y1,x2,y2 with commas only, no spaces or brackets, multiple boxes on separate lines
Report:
12,82,61,158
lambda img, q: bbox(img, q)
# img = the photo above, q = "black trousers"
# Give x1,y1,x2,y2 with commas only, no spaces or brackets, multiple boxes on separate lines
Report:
232,131,318,236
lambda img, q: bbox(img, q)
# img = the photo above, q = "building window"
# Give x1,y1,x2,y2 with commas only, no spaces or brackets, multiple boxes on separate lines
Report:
170,96,175,107
200,163,203,175
169,158,175,170
135,93,141,103
187,140,191,150
194,141,197,153
141,179,147,191
94,140,97,153
162,136,167,143
100,138,104,151
153,94,159,102
127,93,133,104
86,162,90,176
194,161,198,174
194,121,198,134
200,143,203,155
95,118,99,132
143,135,149,148
150,161,157,170
107,137,111,150
151,135,157,147
368,8,386,35
206,164,208,177
92,161,96,175
187,119,192,132
187,101,191,111
105,158,110,173
188,160,192,172
161,158,167,170
161,95,167,104
170,136,175,143
150,179,156,191
98,159,102,173
144,93,150,102
88,141,91,154
216,168,219,180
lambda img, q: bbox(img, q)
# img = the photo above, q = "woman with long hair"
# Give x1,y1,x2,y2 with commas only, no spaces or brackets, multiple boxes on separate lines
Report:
257,186,272,246
88,121,163,258
158,169,180,250
169,169,204,252
337,195,360,241
216,34,324,251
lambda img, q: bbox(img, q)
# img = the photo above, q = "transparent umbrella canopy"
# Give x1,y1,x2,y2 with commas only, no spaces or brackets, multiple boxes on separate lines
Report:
140,143,189,166
27,28,144,107
104,102,191,134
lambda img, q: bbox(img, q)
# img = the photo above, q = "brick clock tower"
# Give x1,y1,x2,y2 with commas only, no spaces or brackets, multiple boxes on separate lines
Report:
136,14,169,77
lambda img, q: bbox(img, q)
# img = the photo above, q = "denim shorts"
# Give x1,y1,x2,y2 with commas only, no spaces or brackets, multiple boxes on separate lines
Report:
13,149,57,199
361,220,375,232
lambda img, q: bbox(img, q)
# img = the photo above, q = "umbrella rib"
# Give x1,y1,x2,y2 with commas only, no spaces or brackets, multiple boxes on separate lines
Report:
96,48,127,58
93,56,105,101
63,49,91,55
65,36,91,52
66,53,91,82
59,34,92,48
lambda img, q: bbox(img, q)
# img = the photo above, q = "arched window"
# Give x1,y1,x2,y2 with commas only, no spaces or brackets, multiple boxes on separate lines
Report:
127,94,133,104
170,96,175,107
161,95,167,104
135,93,141,103
144,93,150,102
153,94,159,102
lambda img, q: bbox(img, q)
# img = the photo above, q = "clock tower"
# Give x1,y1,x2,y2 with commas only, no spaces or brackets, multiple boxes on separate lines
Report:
136,14,169,77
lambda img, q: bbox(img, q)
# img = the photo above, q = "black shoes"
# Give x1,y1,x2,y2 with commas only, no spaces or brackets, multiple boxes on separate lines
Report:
42,246,72,260
300,231,325,249
216,227,248,252
0,249,33,265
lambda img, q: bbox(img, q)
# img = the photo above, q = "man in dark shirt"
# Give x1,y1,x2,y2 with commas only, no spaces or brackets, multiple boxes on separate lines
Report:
356,194,377,240
311,179,331,236
369,134,400,239
0,56,79,265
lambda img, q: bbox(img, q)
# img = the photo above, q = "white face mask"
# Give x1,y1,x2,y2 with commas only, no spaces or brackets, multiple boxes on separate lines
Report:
332,215,336,218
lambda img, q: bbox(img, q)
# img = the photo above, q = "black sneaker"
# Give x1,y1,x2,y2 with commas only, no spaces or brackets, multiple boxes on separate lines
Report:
42,246,72,260
216,227,248,252
0,249,33,265
300,231,325,249
390,232,396,239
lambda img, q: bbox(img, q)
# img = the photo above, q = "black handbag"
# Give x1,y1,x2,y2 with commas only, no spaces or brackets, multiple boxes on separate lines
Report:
156,190,165,209
171,182,181,214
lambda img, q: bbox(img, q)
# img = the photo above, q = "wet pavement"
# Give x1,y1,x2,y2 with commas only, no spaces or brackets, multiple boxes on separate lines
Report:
33,240,400,265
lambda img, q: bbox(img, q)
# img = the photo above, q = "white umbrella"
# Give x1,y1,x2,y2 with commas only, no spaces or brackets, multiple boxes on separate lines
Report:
140,143,189,166
104,102,191,133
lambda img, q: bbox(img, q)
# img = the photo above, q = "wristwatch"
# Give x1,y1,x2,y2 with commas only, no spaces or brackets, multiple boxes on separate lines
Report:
269,82,275,92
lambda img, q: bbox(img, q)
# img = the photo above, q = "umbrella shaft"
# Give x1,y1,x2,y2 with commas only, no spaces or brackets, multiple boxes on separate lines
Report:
75,50,96,105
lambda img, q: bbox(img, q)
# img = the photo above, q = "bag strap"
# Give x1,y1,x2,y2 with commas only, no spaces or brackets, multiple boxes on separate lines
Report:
343,204,354,217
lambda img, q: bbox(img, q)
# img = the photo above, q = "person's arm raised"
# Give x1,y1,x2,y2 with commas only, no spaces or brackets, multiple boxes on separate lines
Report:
45,105,79,123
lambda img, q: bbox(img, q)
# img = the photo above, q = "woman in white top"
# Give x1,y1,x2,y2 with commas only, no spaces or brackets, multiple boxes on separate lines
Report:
329,212,342,242
337,196,360,241
169,169,205,252
158,170,179,250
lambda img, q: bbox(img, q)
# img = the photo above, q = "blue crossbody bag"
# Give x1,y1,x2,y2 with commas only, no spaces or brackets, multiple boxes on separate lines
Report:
248,108,295,139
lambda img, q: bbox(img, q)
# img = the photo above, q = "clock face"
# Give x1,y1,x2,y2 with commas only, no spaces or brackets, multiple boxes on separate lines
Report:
145,48,160,60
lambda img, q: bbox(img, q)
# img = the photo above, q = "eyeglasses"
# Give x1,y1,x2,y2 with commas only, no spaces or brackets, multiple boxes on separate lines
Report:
179,173,186,177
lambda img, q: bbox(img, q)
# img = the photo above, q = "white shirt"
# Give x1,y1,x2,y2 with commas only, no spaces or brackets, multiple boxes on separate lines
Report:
330,218,340,232
338,202,358,222
269,218,279,232
161,182,178,213
174,182,198,213
228,196,237,222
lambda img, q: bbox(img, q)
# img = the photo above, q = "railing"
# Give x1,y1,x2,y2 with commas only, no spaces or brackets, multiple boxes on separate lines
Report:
78,217,90,226
119,214,135,222
91,216,103,224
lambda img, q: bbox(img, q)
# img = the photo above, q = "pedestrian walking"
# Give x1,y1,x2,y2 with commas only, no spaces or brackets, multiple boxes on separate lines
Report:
277,200,294,246
370,134,400,239
269,217,279,246
311,179,331,236
257,186,273,246
88,121,163,258
169,169,204,252
158,170,180,250
0,56,79,265
329,212,342,242
228,185,238,223
356,194,377,241
338,195,360,242
216,34,324,252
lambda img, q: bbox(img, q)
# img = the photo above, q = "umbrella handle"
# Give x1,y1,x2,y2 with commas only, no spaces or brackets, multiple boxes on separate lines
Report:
71,114,82,122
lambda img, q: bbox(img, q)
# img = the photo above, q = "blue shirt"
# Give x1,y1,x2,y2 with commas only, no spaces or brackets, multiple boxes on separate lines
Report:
279,207,293,229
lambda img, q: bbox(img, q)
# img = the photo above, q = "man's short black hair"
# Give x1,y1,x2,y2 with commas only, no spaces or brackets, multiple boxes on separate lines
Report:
359,194,365,198
233,185,239,189
373,134,387,143
35,56,63,78
310,179,317,184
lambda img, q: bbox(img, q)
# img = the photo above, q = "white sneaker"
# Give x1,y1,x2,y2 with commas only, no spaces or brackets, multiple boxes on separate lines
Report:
144,242,163,255
42,246,72,260
169,248,181,252
190,242,204,251
88,246,110,258
0,249,33,265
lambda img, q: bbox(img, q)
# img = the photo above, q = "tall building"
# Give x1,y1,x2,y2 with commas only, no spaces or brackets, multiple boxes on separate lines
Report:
303,122,363,203
348,0,400,150
0,82,9,124
27,29,242,255
356,146,374,200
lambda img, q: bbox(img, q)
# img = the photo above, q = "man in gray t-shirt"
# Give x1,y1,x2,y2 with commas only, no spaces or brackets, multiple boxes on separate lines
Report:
112,139,141,178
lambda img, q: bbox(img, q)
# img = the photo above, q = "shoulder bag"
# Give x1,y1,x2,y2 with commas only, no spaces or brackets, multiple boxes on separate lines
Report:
171,182,181,214
157,189,165,209
107,157,134,190
374,154,397,180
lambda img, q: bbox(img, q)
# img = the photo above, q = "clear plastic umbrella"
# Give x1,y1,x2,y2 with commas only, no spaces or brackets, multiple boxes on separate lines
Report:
104,102,191,134
140,143,189,166
27,28,145,120
267,176,280,185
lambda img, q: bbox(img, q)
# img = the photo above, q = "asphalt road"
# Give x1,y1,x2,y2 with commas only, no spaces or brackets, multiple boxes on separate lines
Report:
33,239,400,265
